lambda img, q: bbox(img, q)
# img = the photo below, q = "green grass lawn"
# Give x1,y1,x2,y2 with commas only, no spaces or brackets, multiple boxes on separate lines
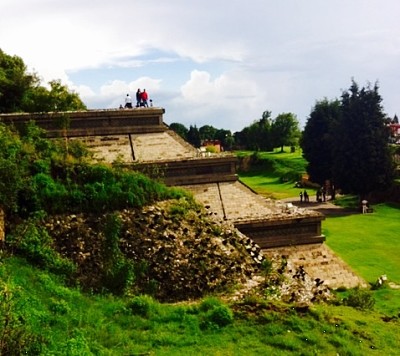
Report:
323,203,400,285
235,148,315,200
323,203,400,315
239,175,304,200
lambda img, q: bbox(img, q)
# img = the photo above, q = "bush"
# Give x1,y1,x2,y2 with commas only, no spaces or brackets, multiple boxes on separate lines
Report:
343,288,375,310
6,218,76,277
128,295,157,318
199,297,224,312
59,331,92,356
204,305,234,327
48,298,70,315
199,297,234,329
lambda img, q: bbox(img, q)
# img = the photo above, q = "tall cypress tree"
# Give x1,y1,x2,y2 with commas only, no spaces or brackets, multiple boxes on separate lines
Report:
301,99,340,186
332,80,394,196
187,125,201,148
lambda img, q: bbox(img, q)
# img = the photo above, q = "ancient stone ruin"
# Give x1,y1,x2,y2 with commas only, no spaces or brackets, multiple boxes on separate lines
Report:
0,108,366,290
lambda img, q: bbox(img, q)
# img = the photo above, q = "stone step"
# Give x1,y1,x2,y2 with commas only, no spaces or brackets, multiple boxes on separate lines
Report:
132,131,198,162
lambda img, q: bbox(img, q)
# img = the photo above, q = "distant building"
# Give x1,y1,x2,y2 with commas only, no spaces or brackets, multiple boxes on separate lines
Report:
201,140,222,153
388,123,400,144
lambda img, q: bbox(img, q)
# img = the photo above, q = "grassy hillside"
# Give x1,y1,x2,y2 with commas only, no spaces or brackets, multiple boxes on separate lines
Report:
235,148,311,199
2,256,400,355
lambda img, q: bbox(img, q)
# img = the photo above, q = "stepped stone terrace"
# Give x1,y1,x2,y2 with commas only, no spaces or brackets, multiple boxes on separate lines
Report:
0,108,366,289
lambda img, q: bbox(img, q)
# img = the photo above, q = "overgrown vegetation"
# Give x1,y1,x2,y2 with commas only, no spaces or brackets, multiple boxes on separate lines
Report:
0,121,188,218
1,257,399,354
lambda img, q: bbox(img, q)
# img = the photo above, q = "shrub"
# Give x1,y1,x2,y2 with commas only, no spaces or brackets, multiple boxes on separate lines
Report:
343,288,375,310
128,295,157,318
199,297,224,312
199,297,234,329
59,331,92,356
204,305,234,327
6,218,76,277
260,258,273,277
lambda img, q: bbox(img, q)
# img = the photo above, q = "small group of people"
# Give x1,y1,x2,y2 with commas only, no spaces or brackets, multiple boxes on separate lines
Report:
123,89,151,109
299,187,328,203
299,190,309,203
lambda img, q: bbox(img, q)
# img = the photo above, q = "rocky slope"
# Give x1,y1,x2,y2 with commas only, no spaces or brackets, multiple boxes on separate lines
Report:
44,198,265,302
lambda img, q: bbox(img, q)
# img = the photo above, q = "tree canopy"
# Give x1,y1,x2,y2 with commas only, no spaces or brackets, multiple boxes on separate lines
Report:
169,122,188,140
169,123,234,150
0,48,86,113
234,110,300,152
301,98,340,186
301,80,394,197
270,113,301,152
333,81,394,196
187,125,201,148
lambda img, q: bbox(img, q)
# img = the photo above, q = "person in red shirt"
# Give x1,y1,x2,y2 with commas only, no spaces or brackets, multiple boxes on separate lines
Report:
140,89,149,107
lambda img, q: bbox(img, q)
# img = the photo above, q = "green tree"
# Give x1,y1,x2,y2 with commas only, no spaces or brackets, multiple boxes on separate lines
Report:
0,48,86,113
233,127,250,150
26,80,86,112
236,110,273,151
49,80,86,111
332,80,394,196
215,129,234,151
270,113,300,152
187,125,201,148
301,99,340,186
0,49,38,113
169,122,188,140
199,125,218,141
0,124,27,213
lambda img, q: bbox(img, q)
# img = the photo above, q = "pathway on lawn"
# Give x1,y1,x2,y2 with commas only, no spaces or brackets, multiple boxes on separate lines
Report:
279,196,359,217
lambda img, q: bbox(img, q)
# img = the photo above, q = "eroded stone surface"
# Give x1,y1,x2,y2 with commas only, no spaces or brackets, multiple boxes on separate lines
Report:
44,200,265,302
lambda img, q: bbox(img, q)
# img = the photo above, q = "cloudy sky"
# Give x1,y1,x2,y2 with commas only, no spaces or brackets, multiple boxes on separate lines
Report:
1,0,399,132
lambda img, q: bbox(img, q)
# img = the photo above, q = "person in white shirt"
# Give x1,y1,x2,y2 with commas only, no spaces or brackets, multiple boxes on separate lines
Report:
124,94,133,108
